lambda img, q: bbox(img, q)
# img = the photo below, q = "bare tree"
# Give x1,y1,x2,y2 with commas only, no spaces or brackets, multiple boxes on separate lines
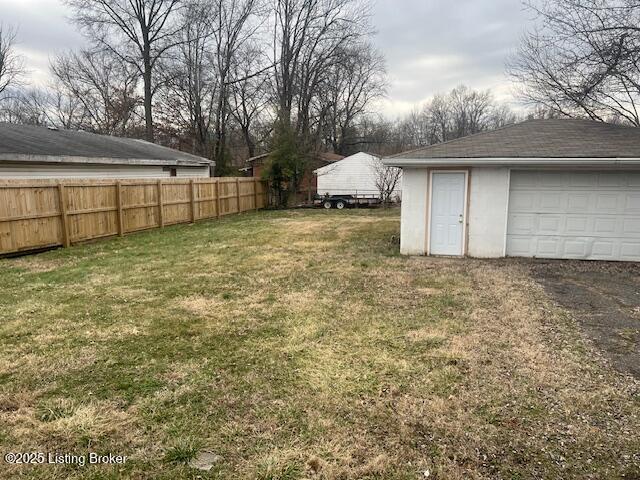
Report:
509,0,640,125
156,0,261,171
50,50,141,134
449,85,493,138
271,0,370,129
157,0,218,156
322,42,387,155
0,24,25,98
265,0,373,198
65,0,184,141
394,85,517,150
0,88,52,125
427,93,451,143
229,43,271,158
372,157,401,204
210,0,262,172
50,87,88,129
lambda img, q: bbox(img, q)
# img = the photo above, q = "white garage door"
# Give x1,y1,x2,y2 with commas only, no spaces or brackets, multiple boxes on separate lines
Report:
506,171,640,261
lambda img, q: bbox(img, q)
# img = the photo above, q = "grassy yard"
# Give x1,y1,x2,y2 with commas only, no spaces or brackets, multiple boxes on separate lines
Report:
0,209,638,479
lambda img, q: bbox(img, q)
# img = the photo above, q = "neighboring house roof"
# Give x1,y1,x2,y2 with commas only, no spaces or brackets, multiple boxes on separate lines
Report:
246,151,344,165
0,123,214,167
385,119,640,167
313,151,380,175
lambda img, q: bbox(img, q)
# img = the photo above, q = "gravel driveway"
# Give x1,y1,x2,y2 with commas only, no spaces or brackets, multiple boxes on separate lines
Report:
527,260,640,379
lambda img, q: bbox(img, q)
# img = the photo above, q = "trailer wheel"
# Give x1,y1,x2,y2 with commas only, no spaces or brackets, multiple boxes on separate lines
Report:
335,200,346,210
323,200,332,209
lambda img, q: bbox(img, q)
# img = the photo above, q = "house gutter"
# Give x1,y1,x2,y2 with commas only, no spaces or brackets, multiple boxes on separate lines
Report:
382,157,640,168
0,154,215,168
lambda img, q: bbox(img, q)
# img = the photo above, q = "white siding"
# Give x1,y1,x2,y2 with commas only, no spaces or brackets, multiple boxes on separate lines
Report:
175,166,211,178
315,152,402,198
467,167,510,258
0,162,210,179
398,166,510,257
400,168,429,255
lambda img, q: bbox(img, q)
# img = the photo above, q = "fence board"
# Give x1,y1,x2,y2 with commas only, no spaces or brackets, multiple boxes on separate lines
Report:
0,177,268,255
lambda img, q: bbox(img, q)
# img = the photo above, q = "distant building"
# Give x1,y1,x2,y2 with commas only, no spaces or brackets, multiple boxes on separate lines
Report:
242,151,344,203
314,152,402,199
0,123,215,179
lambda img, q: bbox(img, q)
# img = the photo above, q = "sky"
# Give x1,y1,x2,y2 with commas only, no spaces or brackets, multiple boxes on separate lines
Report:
0,0,533,118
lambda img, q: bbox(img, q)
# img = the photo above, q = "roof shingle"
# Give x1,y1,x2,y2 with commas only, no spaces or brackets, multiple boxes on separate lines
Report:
0,123,213,166
390,119,640,159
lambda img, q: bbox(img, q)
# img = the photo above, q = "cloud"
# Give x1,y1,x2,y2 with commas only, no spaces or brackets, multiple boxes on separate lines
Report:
0,0,86,87
0,0,530,116
372,0,529,116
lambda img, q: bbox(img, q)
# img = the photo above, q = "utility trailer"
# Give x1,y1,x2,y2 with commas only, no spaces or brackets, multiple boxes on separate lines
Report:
313,152,401,209
313,193,381,209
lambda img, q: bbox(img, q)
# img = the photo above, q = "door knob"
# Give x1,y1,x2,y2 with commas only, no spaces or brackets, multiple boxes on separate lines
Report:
458,214,463,224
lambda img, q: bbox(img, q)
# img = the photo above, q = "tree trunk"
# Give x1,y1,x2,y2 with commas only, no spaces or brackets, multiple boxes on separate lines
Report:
143,46,154,142
243,126,255,158
214,91,227,174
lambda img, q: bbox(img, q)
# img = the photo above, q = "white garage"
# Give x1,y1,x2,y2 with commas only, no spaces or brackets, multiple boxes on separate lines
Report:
384,119,640,262
313,151,402,199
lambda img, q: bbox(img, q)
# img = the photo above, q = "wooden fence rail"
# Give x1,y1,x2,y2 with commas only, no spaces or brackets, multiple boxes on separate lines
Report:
0,177,268,255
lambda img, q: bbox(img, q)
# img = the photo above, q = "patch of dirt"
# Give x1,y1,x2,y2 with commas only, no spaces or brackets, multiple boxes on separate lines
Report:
527,260,640,379
178,295,224,316
9,257,73,273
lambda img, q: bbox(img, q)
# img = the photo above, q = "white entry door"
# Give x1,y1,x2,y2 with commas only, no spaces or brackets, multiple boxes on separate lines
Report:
430,172,466,256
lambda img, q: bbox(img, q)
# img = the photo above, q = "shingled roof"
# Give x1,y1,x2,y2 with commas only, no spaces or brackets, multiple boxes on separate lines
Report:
0,123,213,166
389,119,640,159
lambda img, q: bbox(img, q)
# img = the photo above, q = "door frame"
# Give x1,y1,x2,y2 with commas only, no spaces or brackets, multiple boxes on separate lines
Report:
427,169,470,256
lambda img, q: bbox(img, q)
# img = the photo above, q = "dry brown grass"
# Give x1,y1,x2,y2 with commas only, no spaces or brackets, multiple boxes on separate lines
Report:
0,209,638,479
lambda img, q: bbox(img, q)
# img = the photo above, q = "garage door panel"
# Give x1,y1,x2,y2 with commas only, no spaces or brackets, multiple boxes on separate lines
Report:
538,215,562,234
508,214,535,234
537,238,561,256
571,172,598,187
595,194,619,212
509,192,536,210
629,174,640,187
621,242,640,260
623,218,640,234
540,192,563,209
567,193,589,210
510,173,539,189
592,241,615,257
594,217,617,234
566,216,589,234
507,171,640,261
626,194,640,211
507,236,533,255
565,240,588,256
539,171,568,187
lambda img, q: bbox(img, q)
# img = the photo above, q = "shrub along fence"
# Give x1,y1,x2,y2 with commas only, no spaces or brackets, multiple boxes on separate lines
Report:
0,177,268,255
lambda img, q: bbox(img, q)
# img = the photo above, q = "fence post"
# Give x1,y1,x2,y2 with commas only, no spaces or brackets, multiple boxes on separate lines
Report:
115,181,124,236
215,179,221,218
236,178,241,213
190,179,196,223
57,182,70,248
157,179,164,228
254,178,259,210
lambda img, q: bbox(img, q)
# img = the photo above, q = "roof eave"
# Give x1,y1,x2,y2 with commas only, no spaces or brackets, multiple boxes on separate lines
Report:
383,157,640,168
0,154,215,167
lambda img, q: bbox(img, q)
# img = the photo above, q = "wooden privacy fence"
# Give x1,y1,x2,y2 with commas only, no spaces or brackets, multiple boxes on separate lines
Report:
0,177,268,255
